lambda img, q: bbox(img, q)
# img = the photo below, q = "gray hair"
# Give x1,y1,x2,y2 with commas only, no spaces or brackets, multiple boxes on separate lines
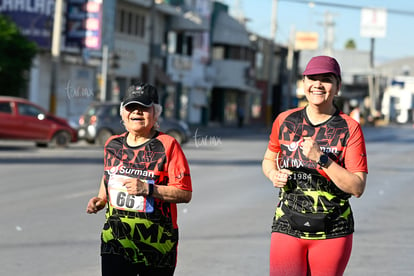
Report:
120,102,163,130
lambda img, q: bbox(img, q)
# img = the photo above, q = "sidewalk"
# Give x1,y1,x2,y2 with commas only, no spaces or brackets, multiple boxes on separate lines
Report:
362,123,414,143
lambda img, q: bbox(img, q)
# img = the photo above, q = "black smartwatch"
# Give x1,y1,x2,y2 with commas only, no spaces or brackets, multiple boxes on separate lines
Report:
147,182,154,197
318,154,329,168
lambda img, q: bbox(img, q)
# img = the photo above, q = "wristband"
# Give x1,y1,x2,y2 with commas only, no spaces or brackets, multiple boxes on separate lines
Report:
147,182,154,197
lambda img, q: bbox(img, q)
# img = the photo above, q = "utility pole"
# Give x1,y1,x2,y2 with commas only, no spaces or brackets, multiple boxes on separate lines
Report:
286,25,295,109
233,0,246,24
322,11,335,56
100,45,109,102
50,0,63,114
148,0,156,85
368,37,376,118
266,0,278,125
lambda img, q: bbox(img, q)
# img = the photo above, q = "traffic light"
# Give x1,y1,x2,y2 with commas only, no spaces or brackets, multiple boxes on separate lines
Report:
109,52,120,69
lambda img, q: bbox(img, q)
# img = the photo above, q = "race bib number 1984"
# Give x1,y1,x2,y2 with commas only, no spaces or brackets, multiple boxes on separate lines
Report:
108,175,154,213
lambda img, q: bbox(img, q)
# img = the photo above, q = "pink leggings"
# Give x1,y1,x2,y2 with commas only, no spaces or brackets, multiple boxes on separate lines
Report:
269,232,353,276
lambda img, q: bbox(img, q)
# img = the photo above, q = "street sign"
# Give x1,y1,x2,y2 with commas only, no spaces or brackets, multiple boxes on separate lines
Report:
360,8,387,38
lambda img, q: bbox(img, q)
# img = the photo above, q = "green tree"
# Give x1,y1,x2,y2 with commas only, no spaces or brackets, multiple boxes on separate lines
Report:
0,15,37,97
345,39,356,50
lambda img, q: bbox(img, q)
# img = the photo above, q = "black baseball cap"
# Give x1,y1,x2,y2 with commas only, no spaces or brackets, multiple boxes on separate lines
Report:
122,82,159,107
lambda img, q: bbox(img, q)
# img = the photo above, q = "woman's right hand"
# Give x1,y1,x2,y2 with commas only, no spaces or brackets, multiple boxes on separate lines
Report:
86,197,106,214
269,169,292,189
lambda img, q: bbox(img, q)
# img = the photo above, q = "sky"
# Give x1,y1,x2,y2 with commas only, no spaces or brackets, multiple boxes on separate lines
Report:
221,0,414,65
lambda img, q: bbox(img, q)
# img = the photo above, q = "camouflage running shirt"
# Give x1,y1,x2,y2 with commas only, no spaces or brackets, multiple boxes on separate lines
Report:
268,106,368,239
100,131,192,267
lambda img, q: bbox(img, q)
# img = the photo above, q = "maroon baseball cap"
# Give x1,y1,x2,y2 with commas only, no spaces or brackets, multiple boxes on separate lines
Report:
303,56,341,77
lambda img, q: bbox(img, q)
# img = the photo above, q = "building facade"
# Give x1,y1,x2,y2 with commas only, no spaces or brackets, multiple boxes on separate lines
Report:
3,0,299,127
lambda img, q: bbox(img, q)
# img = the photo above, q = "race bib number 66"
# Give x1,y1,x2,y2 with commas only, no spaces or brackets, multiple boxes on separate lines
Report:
108,175,154,213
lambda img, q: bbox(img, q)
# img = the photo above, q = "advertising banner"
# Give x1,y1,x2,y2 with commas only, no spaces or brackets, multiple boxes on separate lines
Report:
65,0,102,50
0,0,55,49
295,32,319,50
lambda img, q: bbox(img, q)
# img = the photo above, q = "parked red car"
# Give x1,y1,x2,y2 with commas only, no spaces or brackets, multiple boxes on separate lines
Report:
0,96,78,147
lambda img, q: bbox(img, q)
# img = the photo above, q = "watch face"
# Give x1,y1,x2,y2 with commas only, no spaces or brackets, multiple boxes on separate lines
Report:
318,154,329,167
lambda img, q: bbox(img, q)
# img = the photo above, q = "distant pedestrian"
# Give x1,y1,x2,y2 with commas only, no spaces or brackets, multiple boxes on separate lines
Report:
262,56,368,275
350,106,361,123
86,82,192,276
237,105,245,128
349,99,361,123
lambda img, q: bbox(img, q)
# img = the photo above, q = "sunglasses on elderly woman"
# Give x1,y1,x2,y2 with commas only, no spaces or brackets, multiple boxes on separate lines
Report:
124,103,152,113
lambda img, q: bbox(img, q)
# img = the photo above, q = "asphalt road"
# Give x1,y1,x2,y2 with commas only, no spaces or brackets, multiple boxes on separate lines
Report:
0,124,413,276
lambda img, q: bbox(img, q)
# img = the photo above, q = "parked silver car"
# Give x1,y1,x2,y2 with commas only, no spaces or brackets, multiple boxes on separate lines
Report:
78,102,191,145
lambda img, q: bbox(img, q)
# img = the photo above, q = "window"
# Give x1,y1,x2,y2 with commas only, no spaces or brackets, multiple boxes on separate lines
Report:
176,33,184,54
135,14,143,37
139,15,145,37
116,7,146,38
212,46,225,60
186,36,193,56
167,32,177,53
212,44,253,61
255,52,263,70
167,31,193,56
0,102,12,114
17,103,42,117
128,12,133,34
119,10,125,33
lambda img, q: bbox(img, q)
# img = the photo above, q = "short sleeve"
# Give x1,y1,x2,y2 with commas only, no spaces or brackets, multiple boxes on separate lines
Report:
167,140,192,191
344,123,368,173
268,115,282,153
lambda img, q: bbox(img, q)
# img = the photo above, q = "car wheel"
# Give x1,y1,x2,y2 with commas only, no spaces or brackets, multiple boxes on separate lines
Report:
96,129,112,146
49,131,71,148
166,130,183,144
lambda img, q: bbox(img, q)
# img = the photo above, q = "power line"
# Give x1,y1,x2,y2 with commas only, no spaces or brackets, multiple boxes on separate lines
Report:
279,0,414,16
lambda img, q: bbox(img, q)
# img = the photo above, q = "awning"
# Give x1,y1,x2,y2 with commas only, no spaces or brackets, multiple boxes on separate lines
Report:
212,11,251,47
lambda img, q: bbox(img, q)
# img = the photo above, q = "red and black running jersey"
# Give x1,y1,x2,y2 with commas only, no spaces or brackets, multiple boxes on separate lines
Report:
268,106,368,239
100,131,192,267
